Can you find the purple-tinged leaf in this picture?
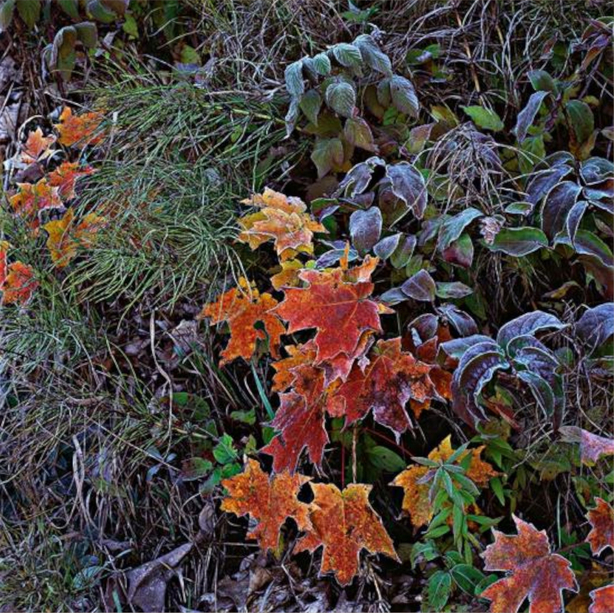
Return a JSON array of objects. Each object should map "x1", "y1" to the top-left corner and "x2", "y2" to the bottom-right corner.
[
  {"x1": 542, "y1": 181, "x2": 582, "y2": 239},
  {"x1": 489, "y1": 227, "x2": 548, "y2": 256},
  {"x1": 437, "y1": 304, "x2": 478, "y2": 336},
  {"x1": 408, "y1": 313, "x2": 439, "y2": 342},
  {"x1": 316, "y1": 246, "x2": 358, "y2": 268},
  {"x1": 438, "y1": 208, "x2": 483, "y2": 251},
  {"x1": 570, "y1": 230, "x2": 614, "y2": 268},
  {"x1": 515, "y1": 91, "x2": 549, "y2": 143},
  {"x1": 580, "y1": 157, "x2": 614, "y2": 185},
  {"x1": 401, "y1": 269, "x2": 436, "y2": 302},
  {"x1": 526, "y1": 166, "x2": 573, "y2": 205},
  {"x1": 566, "y1": 200, "x2": 589, "y2": 245},
  {"x1": 576, "y1": 303, "x2": 614, "y2": 350},
  {"x1": 438, "y1": 335, "x2": 495, "y2": 361},
  {"x1": 451, "y1": 341, "x2": 509, "y2": 425},
  {"x1": 386, "y1": 162, "x2": 427, "y2": 220},
  {"x1": 435, "y1": 281, "x2": 473, "y2": 299},
  {"x1": 349, "y1": 207, "x2": 382, "y2": 255},
  {"x1": 379, "y1": 287, "x2": 408, "y2": 305},
  {"x1": 337, "y1": 156, "x2": 385, "y2": 198},
  {"x1": 559, "y1": 426, "x2": 614, "y2": 464},
  {"x1": 584, "y1": 181, "x2": 614, "y2": 209},
  {"x1": 442, "y1": 233, "x2": 474, "y2": 267},
  {"x1": 496, "y1": 311, "x2": 565, "y2": 350},
  {"x1": 374, "y1": 233, "x2": 401, "y2": 260},
  {"x1": 517, "y1": 371, "x2": 555, "y2": 416}
]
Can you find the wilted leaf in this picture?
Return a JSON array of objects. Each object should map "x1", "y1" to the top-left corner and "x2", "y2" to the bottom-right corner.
[
  {"x1": 54, "y1": 106, "x2": 104, "y2": 148},
  {"x1": 0, "y1": 260, "x2": 38, "y2": 305},
  {"x1": 481, "y1": 515, "x2": 578, "y2": 613},
  {"x1": 262, "y1": 343, "x2": 331, "y2": 472},
  {"x1": 586, "y1": 498, "x2": 614, "y2": 556},
  {"x1": 542, "y1": 181, "x2": 582, "y2": 240},
  {"x1": 435, "y1": 281, "x2": 473, "y2": 299},
  {"x1": 284, "y1": 60, "x2": 304, "y2": 97},
  {"x1": 337, "y1": 156, "x2": 385, "y2": 198},
  {"x1": 576, "y1": 303, "x2": 614, "y2": 350},
  {"x1": 238, "y1": 188, "x2": 326, "y2": 260},
  {"x1": 299, "y1": 89, "x2": 322, "y2": 125},
  {"x1": 451, "y1": 339, "x2": 509, "y2": 425},
  {"x1": 392, "y1": 436, "x2": 498, "y2": 528},
  {"x1": 199, "y1": 279, "x2": 285, "y2": 365},
  {"x1": 221, "y1": 459, "x2": 311, "y2": 550},
  {"x1": 295, "y1": 482, "x2": 398, "y2": 585},
  {"x1": 354, "y1": 34, "x2": 392, "y2": 75}
]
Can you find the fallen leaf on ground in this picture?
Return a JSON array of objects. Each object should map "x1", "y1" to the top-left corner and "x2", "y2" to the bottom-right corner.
[{"x1": 586, "y1": 498, "x2": 614, "y2": 556}]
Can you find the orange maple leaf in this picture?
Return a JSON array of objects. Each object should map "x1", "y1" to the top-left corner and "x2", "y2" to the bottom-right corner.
[
  {"x1": 21, "y1": 128, "x2": 57, "y2": 164},
  {"x1": 295, "y1": 482, "x2": 399, "y2": 586},
  {"x1": 0, "y1": 259, "x2": 38, "y2": 306},
  {"x1": 587, "y1": 498, "x2": 614, "y2": 556},
  {"x1": 238, "y1": 188, "x2": 326, "y2": 261},
  {"x1": 589, "y1": 585, "x2": 614, "y2": 613},
  {"x1": 328, "y1": 337, "x2": 442, "y2": 435},
  {"x1": 199, "y1": 279, "x2": 286, "y2": 365},
  {"x1": 54, "y1": 107, "x2": 105, "y2": 149},
  {"x1": 481, "y1": 515, "x2": 578, "y2": 613},
  {"x1": 274, "y1": 260, "x2": 384, "y2": 367},
  {"x1": 220, "y1": 459, "x2": 311, "y2": 551},
  {"x1": 47, "y1": 161, "x2": 95, "y2": 199},
  {"x1": 9, "y1": 180, "x2": 63, "y2": 229},
  {"x1": 391, "y1": 436, "x2": 498, "y2": 528},
  {"x1": 44, "y1": 209, "x2": 106, "y2": 268}
]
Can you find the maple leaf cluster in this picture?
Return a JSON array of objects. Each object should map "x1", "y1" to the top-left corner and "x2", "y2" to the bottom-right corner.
[
  {"x1": 221, "y1": 459, "x2": 398, "y2": 586},
  {"x1": 201, "y1": 189, "x2": 454, "y2": 474},
  {"x1": 4, "y1": 108, "x2": 107, "y2": 294}
]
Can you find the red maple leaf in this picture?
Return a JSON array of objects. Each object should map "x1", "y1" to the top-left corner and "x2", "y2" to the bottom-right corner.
[
  {"x1": 295, "y1": 482, "x2": 398, "y2": 586},
  {"x1": 220, "y1": 459, "x2": 311, "y2": 551},
  {"x1": 481, "y1": 515, "x2": 578, "y2": 613},
  {"x1": 263, "y1": 343, "x2": 330, "y2": 472},
  {"x1": 587, "y1": 498, "x2": 614, "y2": 556},
  {"x1": 328, "y1": 337, "x2": 442, "y2": 435},
  {"x1": 274, "y1": 260, "x2": 385, "y2": 368}
]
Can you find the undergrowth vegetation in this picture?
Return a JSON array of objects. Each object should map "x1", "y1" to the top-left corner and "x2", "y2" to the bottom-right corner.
[{"x1": 0, "y1": 1, "x2": 612, "y2": 612}]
